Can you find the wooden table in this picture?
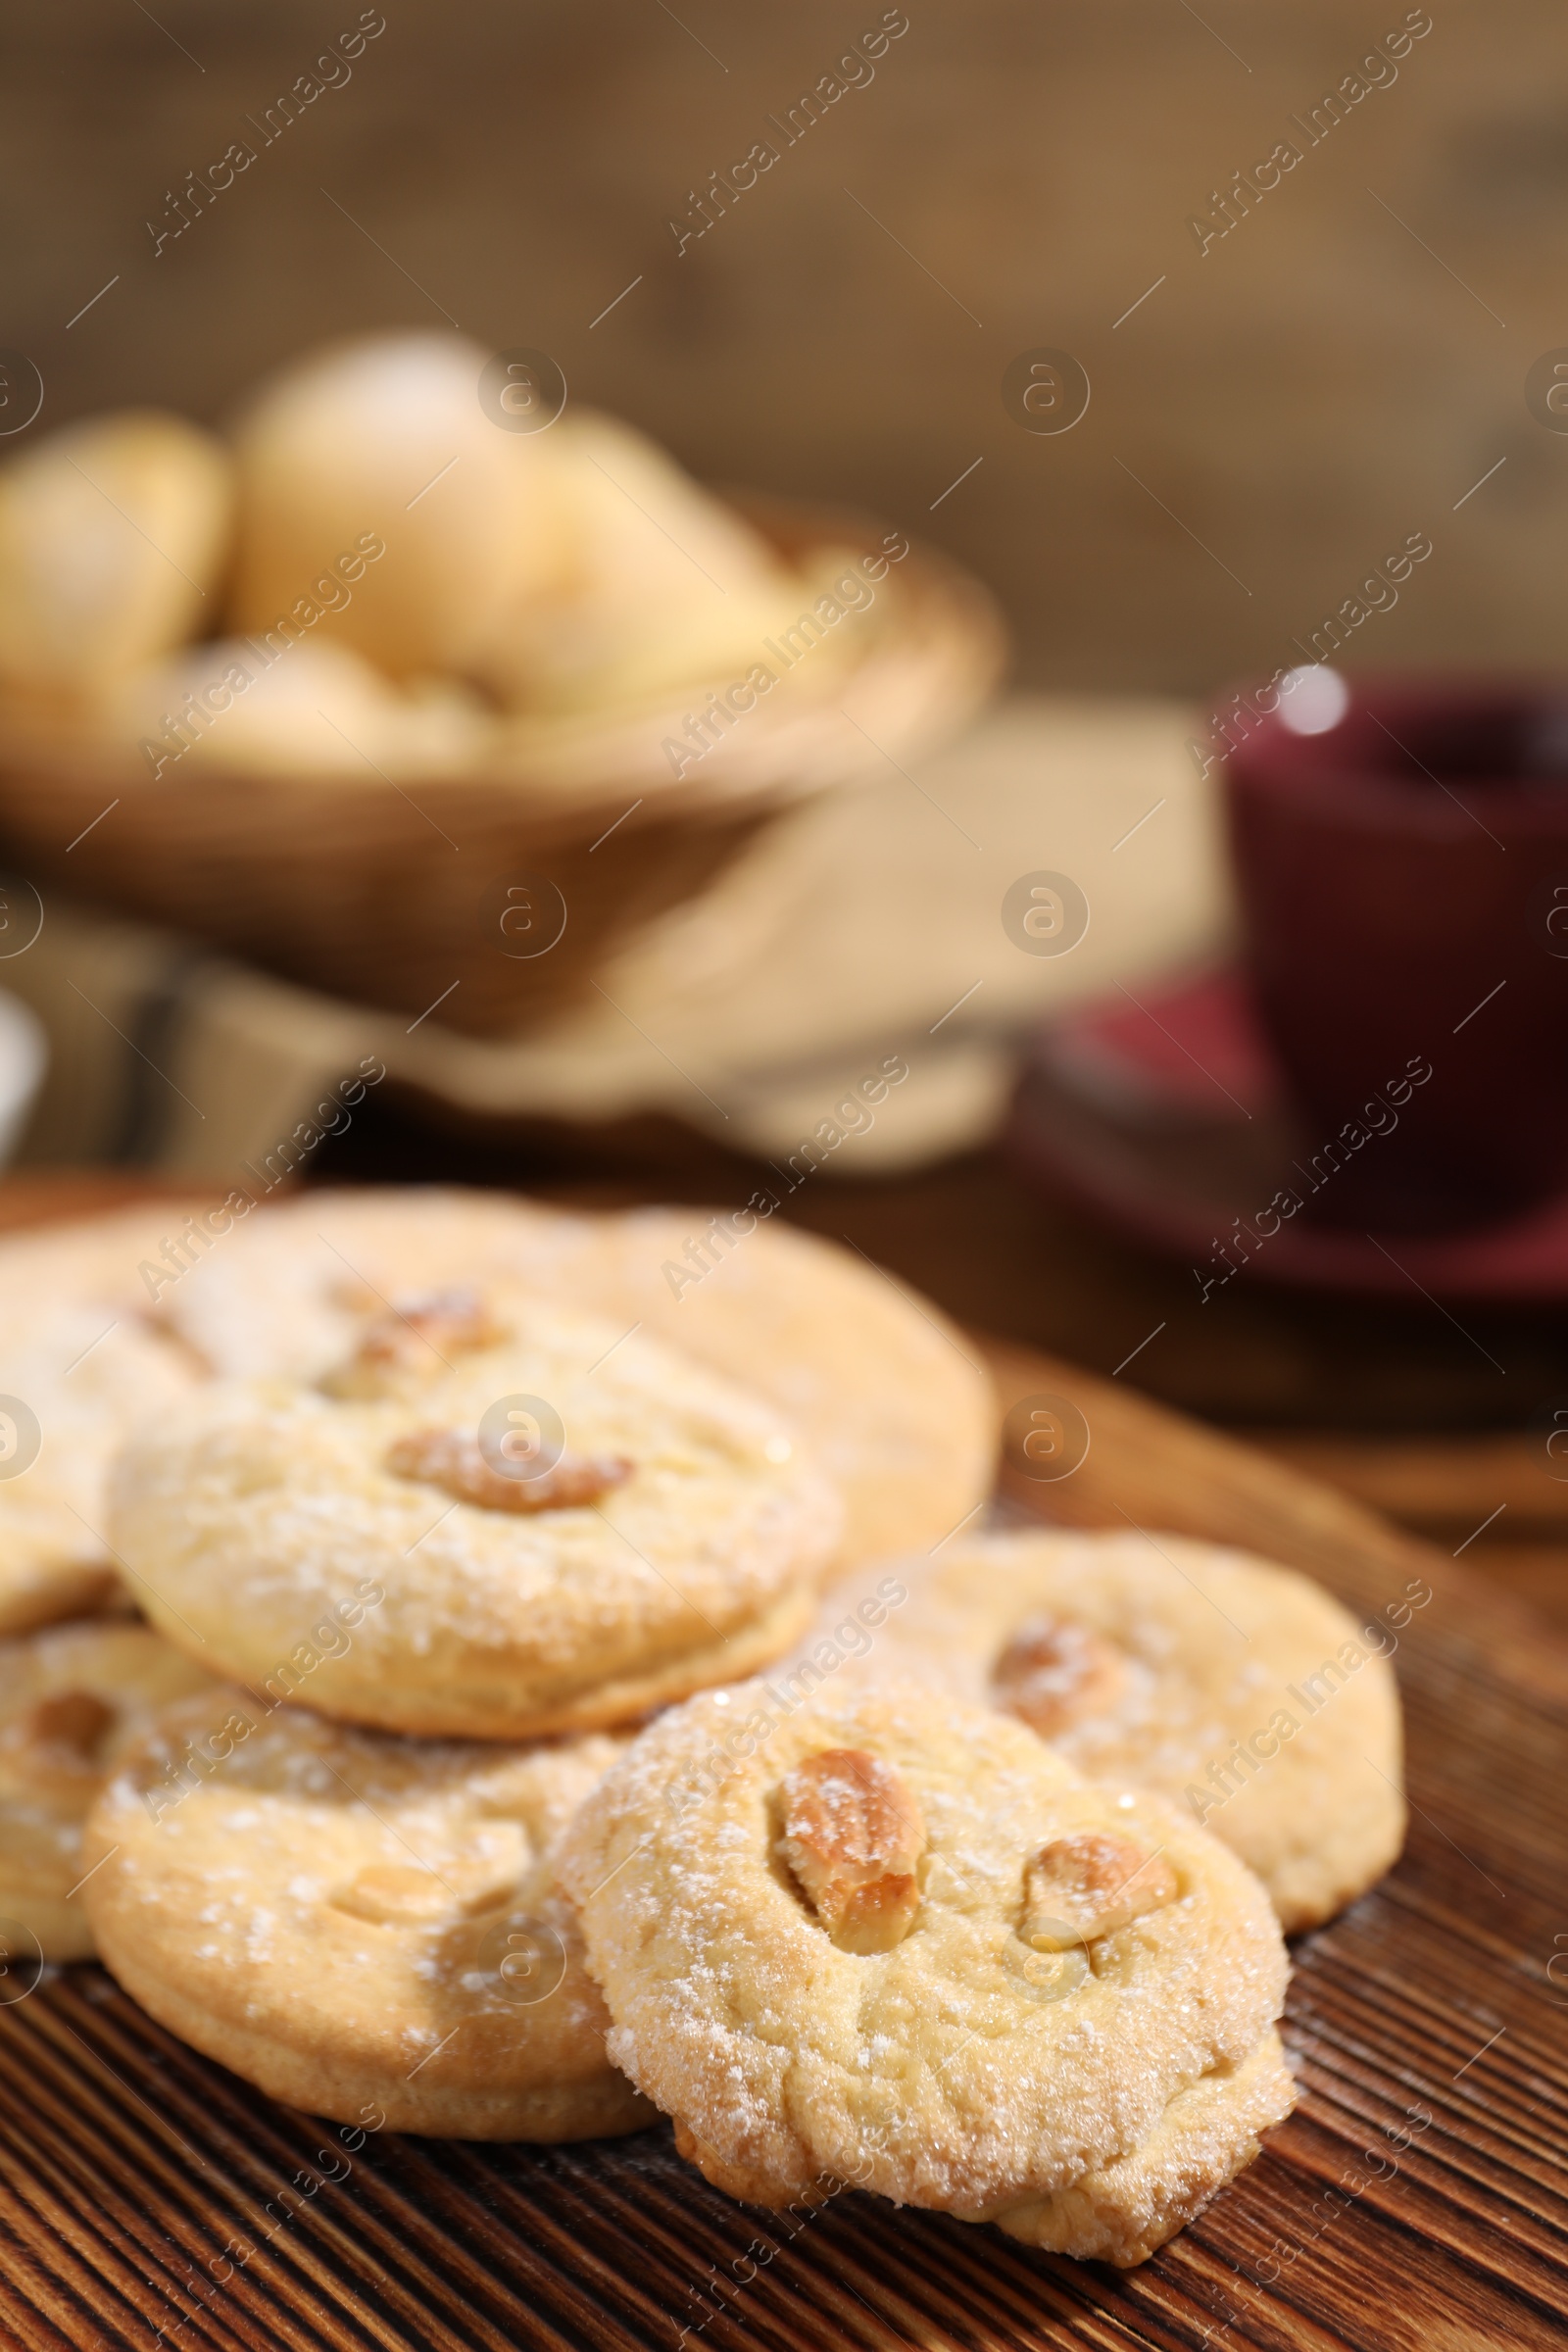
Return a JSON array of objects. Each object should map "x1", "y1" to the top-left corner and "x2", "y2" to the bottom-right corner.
[{"x1": 2, "y1": 1178, "x2": 1567, "y2": 2348}]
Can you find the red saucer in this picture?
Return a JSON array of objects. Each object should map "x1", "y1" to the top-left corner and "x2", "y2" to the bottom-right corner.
[{"x1": 1007, "y1": 966, "x2": 1568, "y2": 1301}]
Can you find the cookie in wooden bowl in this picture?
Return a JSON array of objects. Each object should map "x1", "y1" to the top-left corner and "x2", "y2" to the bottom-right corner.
[{"x1": 0, "y1": 412, "x2": 230, "y2": 709}]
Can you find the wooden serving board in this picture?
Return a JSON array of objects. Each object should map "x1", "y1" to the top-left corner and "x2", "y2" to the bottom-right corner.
[{"x1": 2, "y1": 1215, "x2": 1567, "y2": 2350}]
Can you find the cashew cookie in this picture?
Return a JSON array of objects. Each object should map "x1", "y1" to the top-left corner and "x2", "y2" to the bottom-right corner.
[
  {"x1": 560, "y1": 1683, "x2": 1295, "y2": 2263},
  {"x1": 110, "y1": 1294, "x2": 842, "y2": 1739},
  {"x1": 818, "y1": 1530, "x2": 1407, "y2": 1931},
  {"x1": 82, "y1": 1687, "x2": 653, "y2": 2139},
  {"x1": 162, "y1": 1187, "x2": 996, "y2": 1569}
]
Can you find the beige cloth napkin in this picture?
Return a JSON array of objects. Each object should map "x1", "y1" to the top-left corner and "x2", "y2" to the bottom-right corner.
[{"x1": 6, "y1": 695, "x2": 1230, "y2": 1179}]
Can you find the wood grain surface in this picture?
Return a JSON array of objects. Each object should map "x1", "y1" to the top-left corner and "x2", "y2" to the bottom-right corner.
[{"x1": 1, "y1": 1203, "x2": 1566, "y2": 2350}]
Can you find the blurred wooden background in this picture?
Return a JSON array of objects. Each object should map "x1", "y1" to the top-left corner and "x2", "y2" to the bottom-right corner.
[
  {"x1": 6, "y1": 0, "x2": 1567, "y2": 697},
  {"x1": 8, "y1": 2, "x2": 1568, "y2": 1618}
]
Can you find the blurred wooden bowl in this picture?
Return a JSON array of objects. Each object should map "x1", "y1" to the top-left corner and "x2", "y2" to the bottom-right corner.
[{"x1": 0, "y1": 499, "x2": 1005, "y2": 1039}]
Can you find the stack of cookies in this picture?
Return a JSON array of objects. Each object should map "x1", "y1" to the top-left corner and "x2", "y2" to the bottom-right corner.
[{"x1": 0, "y1": 1188, "x2": 1405, "y2": 2265}]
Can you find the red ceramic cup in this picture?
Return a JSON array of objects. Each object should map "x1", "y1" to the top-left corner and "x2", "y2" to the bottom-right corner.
[{"x1": 1221, "y1": 669, "x2": 1568, "y2": 1231}]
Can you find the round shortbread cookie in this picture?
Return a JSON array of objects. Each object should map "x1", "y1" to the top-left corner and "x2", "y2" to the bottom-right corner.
[
  {"x1": 559, "y1": 1683, "x2": 1295, "y2": 2264},
  {"x1": 163, "y1": 1188, "x2": 997, "y2": 1567},
  {"x1": 0, "y1": 1619, "x2": 212, "y2": 1958},
  {"x1": 0, "y1": 1209, "x2": 206, "y2": 1636},
  {"x1": 110, "y1": 1292, "x2": 843, "y2": 1739},
  {"x1": 815, "y1": 1531, "x2": 1406, "y2": 1932},
  {"x1": 82, "y1": 1688, "x2": 654, "y2": 2139}
]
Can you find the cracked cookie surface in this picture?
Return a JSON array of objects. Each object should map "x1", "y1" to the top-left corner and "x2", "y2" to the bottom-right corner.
[{"x1": 559, "y1": 1683, "x2": 1294, "y2": 2262}]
